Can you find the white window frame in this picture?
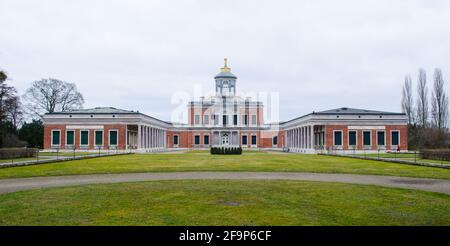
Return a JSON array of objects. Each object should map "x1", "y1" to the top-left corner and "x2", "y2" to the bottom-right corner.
[
  {"x1": 194, "y1": 134, "x2": 201, "y2": 146},
  {"x1": 242, "y1": 115, "x2": 248, "y2": 126},
  {"x1": 79, "y1": 130, "x2": 90, "y2": 147},
  {"x1": 391, "y1": 130, "x2": 400, "y2": 146},
  {"x1": 233, "y1": 114, "x2": 238, "y2": 126},
  {"x1": 251, "y1": 133, "x2": 257, "y2": 146},
  {"x1": 272, "y1": 136, "x2": 278, "y2": 147},
  {"x1": 173, "y1": 135, "x2": 179, "y2": 147},
  {"x1": 65, "y1": 130, "x2": 75, "y2": 146},
  {"x1": 222, "y1": 115, "x2": 228, "y2": 126},
  {"x1": 108, "y1": 129, "x2": 119, "y2": 146},
  {"x1": 203, "y1": 115, "x2": 209, "y2": 125},
  {"x1": 362, "y1": 130, "x2": 372, "y2": 146},
  {"x1": 241, "y1": 134, "x2": 248, "y2": 146},
  {"x1": 213, "y1": 114, "x2": 219, "y2": 125},
  {"x1": 348, "y1": 130, "x2": 357, "y2": 146},
  {"x1": 194, "y1": 115, "x2": 200, "y2": 125},
  {"x1": 376, "y1": 130, "x2": 386, "y2": 146},
  {"x1": 203, "y1": 134, "x2": 210, "y2": 146},
  {"x1": 94, "y1": 130, "x2": 104, "y2": 146},
  {"x1": 51, "y1": 130, "x2": 61, "y2": 147},
  {"x1": 251, "y1": 115, "x2": 257, "y2": 126},
  {"x1": 333, "y1": 130, "x2": 343, "y2": 146}
]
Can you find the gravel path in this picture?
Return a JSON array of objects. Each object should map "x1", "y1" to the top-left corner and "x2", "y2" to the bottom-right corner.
[{"x1": 0, "y1": 172, "x2": 449, "y2": 195}]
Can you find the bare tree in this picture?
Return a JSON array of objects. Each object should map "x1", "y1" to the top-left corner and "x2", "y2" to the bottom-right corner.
[
  {"x1": 431, "y1": 69, "x2": 449, "y2": 129},
  {"x1": 416, "y1": 69, "x2": 429, "y2": 127},
  {"x1": 401, "y1": 75, "x2": 415, "y2": 125},
  {"x1": 23, "y1": 78, "x2": 84, "y2": 118}
]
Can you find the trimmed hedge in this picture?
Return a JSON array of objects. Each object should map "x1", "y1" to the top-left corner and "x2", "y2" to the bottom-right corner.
[
  {"x1": 0, "y1": 148, "x2": 37, "y2": 159},
  {"x1": 210, "y1": 146, "x2": 243, "y2": 155},
  {"x1": 420, "y1": 149, "x2": 450, "y2": 161}
]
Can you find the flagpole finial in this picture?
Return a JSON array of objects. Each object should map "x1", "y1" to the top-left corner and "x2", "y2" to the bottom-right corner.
[{"x1": 221, "y1": 58, "x2": 231, "y2": 72}]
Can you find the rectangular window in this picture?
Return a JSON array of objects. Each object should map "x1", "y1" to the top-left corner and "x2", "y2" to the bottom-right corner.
[
  {"x1": 251, "y1": 115, "x2": 257, "y2": 125},
  {"x1": 363, "y1": 131, "x2": 371, "y2": 146},
  {"x1": 80, "y1": 130, "x2": 89, "y2": 146},
  {"x1": 348, "y1": 131, "x2": 357, "y2": 146},
  {"x1": 233, "y1": 114, "x2": 238, "y2": 126},
  {"x1": 203, "y1": 115, "x2": 209, "y2": 125},
  {"x1": 242, "y1": 115, "x2": 248, "y2": 126},
  {"x1": 109, "y1": 130, "x2": 118, "y2": 146},
  {"x1": 173, "y1": 135, "x2": 179, "y2": 145},
  {"x1": 377, "y1": 131, "x2": 385, "y2": 146},
  {"x1": 251, "y1": 135, "x2": 257, "y2": 145},
  {"x1": 52, "y1": 130, "x2": 60, "y2": 146},
  {"x1": 334, "y1": 131, "x2": 342, "y2": 146},
  {"x1": 391, "y1": 131, "x2": 400, "y2": 146},
  {"x1": 242, "y1": 135, "x2": 248, "y2": 145},
  {"x1": 95, "y1": 131, "x2": 103, "y2": 146},
  {"x1": 204, "y1": 135, "x2": 210, "y2": 145},
  {"x1": 66, "y1": 130, "x2": 74, "y2": 145},
  {"x1": 223, "y1": 115, "x2": 228, "y2": 126},
  {"x1": 213, "y1": 115, "x2": 219, "y2": 125},
  {"x1": 273, "y1": 136, "x2": 278, "y2": 145},
  {"x1": 194, "y1": 115, "x2": 200, "y2": 125},
  {"x1": 194, "y1": 135, "x2": 200, "y2": 145}
]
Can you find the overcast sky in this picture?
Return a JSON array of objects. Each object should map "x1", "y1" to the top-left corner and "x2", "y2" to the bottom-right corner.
[{"x1": 1, "y1": 0, "x2": 450, "y2": 122}]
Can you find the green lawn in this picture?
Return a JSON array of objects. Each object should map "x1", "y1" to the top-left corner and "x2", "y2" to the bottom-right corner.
[
  {"x1": 0, "y1": 151, "x2": 449, "y2": 180},
  {"x1": 0, "y1": 180, "x2": 448, "y2": 226}
]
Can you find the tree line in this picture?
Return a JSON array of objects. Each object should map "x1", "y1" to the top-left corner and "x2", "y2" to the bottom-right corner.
[
  {"x1": 0, "y1": 70, "x2": 84, "y2": 148},
  {"x1": 401, "y1": 68, "x2": 449, "y2": 149}
]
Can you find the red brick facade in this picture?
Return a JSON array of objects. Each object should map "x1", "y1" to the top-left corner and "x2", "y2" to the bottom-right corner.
[
  {"x1": 44, "y1": 124, "x2": 126, "y2": 150},
  {"x1": 324, "y1": 125, "x2": 408, "y2": 151}
]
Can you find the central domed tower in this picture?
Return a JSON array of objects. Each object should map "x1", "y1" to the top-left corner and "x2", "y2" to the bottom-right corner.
[{"x1": 215, "y1": 58, "x2": 237, "y2": 97}]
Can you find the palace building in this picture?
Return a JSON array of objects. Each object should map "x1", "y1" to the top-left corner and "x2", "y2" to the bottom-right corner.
[{"x1": 43, "y1": 59, "x2": 408, "y2": 153}]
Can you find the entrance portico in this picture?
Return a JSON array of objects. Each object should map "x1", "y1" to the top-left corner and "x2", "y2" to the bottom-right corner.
[{"x1": 212, "y1": 130, "x2": 240, "y2": 147}]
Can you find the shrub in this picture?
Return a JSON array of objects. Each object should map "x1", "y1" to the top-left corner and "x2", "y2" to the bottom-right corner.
[
  {"x1": 420, "y1": 149, "x2": 450, "y2": 161},
  {"x1": 210, "y1": 146, "x2": 243, "y2": 155},
  {"x1": 0, "y1": 148, "x2": 37, "y2": 159}
]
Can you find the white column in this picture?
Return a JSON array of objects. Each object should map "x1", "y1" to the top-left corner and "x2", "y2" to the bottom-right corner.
[
  {"x1": 310, "y1": 125, "x2": 314, "y2": 149},
  {"x1": 295, "y1": 129, "x2": 298, "y2": 148},
  {"x1": 150, "y1": 128, "x2": 154, "y2": 148},
  {"x1": 158, "y1": 129, "x2": 160, "y2": 147},
  {"x1": 144, "y1": 126, "x2": 147, "y2": 149},
  {"x1": 137, "y1": 125, "x2": 142, "y2": 149},
  {"x1": 153, "y1": 128, "x2": 156, "y2": 148},
  {"x1": 305, "y1": 127, "x2": 308, "y2": 149},
  {"x1": 288, "y1": 130, "x2": 291, "y2": 147},
  {"x1": 302, "y1": 127, "x2": 305, "y2": 149},
  {"x1": 164, "y1": 130, "x2": 167, "y2": 148},
  {"x1": 148, "y1": 127, "x2": 151, "y2": 149},
  {"x1": 293, "y1": 129, "x2": 296, "y2": 148},
  {"x1": 299, "y1": 127, "x2": 302, "y2": 149}
]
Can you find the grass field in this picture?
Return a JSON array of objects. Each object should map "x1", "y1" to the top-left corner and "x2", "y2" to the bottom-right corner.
[
  {"x1": 0, "y1": 151, "x2": 450, "y2": 180},
  {"x1": 0, "y1": 180, "x2": 448, "y2": 226}
]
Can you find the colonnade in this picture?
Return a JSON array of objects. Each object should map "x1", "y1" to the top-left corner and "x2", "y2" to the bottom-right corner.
[
  {"x1": 137, "y1": 125, "x2": 166, "y2": 150},
  {"x1": 286, "y1": 125, "x2": 315, "y2": 151}
]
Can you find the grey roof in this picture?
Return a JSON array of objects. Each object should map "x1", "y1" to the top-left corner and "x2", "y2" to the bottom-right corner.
[
  {"x1": 49, "y1": 107, "x2": 138, "y2": 114},
  {"x1": 214, "y1": 71, "x2": 237, "y2": 79},
  {"x1": 313, "y1": 107, "x2": 405, "y2": 115},
  {"x1": 280, "y1": 107, "x2": 406, "y2": 125}
]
